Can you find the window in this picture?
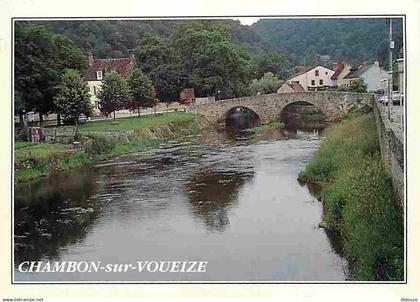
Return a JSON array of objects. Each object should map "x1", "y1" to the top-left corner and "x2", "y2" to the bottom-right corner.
[
  {"x1": 320, "y1": 79, "x2": 324, "y2": 85},
  {"x1": 96, "y1": 70, "x2": 103, "y2": 80},
  {"x1": 311, "y1": 80, "x2": 315, "y2": 86},
  {"x1": 93, "y1": 86, "x2": 97, "y2": 95},
  {"x1": 325, "y1": 72, "x2": 328, "y2": 75},
  {"x1": 296, "y1": 81, "x2": 299, "y2": 84},
  {"x1": 315, "y1": 70, "x2": 319, "y2": 76}
]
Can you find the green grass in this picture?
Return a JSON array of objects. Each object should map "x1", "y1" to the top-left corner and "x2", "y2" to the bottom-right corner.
[
  {"x1": 78, "y1": 112, "x2": 196, "y2": 134},
  {"x1": 14, "y1": 114, "x2": 205, "y2": 183},
  {"x1": 299, "y1": 113, "x2": 404, "y2": 281},
  {"x1": 14, "y1": 143, "x2": 69, "y2": 162}
]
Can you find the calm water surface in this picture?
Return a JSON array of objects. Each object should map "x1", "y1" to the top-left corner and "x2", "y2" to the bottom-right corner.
[{"x1": 14, "y1": 127, "x2": 348, "y2": 281}]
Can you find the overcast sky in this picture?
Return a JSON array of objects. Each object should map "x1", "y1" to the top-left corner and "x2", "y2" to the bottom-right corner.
[{"x1": 234, "y1": 17, "x2": 261, "y2": 26}]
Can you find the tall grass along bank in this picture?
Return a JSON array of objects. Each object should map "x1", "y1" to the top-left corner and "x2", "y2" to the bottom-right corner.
[
  {"x1": 299, "y1": 113, "x2": 403, "y2": 281},
  {"x1": 15, "y1": 113, "x2": 207, "y2": 183}
]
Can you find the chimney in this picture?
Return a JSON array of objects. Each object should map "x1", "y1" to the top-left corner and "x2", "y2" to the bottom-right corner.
[{"x1": 87, "y1": 51, "x2": 94, "y2": 67}]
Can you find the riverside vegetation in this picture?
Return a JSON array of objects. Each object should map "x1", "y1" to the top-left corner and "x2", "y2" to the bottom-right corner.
[
  {"x1": 14, "y1": 112, "x2": 206, "y2": 183},
  {"x1": 298, "y1": 113, "x2": 404, "y2": 280}
]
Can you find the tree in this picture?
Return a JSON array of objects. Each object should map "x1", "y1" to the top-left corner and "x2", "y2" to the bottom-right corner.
[
  {"x1": 53, "y1": 69, "x2": 92, "y2": 125},
  {"x1": 171, "y1": 26, "x2": 253, "y2": 99},
  {"x1": 127, "y1": 68, "x2": 156, "y2": 116},
  {"x1": 249, "y1": 72, "x2": 283, "y2": 95},
  {"x1": 135, "y1": 34, "x2": 186, "y2": 103},
  {"x1": 97, "y1": 70, "x2": 131, "y2": 120},
  {"x1": 252, "y1": 51, "x2": 293, "y2": 80},
  {"x1": 348, "y1": 78, "x2": 368, "y2": 93},
  {"x1": 14, "y1": 23, "x2": 88, "y2": 124}
]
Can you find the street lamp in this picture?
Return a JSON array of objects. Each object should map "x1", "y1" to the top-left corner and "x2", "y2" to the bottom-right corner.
[{"x1": 217, "y1": 90, "x2": 221, "y2": 101}]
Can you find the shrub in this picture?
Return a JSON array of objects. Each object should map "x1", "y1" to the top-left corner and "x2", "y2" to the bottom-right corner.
[{"x1": 84, "y1": 134, "x2": 116, "y2": 156}]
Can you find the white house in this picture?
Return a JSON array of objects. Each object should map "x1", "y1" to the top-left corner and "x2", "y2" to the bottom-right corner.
[
  {"x1": 286, "y1": 65, "x2": 335, "y2": 91},
  {"x1": 86, "y1": 51, "x2": 135, "y2": 114}
]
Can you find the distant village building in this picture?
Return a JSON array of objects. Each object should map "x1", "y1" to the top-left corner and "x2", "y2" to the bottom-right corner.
[
  {"x1": 86, "y1": 51, "x2": 135, "y2": 113},
  {"x1": 277, "y1": 81, "x2": 305, "y2": 93},
  {"x1": 330, "y1": 61, "x2": 352, "y2": 87},
  {"x1": 342, "y1": 61, "x2": 387, "y2": 92},
  {"x1": 284, "y1": 65, "x2": 335, "y2": 91}
]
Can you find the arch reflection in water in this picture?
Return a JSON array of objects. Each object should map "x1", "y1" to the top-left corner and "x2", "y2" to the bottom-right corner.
[
  {"x1": 185, "y1": 168, "x2": 254, "y2": 232},
  {"x1": 14, "y1": 168, "x2": 100, "y2": 264},
  {"x1": 280, "y1": 101, "x2": 326, "y2": 130},
  {"x1": 225, "y1": 106, "x2": 261, "y2": 130}
]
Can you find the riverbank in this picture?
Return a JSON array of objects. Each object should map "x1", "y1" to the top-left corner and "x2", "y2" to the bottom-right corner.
[
  {"x1": 298, "y1": 113, "x2": 404, "y2": 280},
  {"x1": 14, "y1": 112, "x2": 208, "y2": 183}
]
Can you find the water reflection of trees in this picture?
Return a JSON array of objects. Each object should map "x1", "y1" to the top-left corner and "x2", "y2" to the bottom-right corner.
[
  {"x1": 185, "y1": 169, "x2": 253, "y2": 232},
  {"x1": 14, "y1": 168, "x2": 100, "y2": 264}
]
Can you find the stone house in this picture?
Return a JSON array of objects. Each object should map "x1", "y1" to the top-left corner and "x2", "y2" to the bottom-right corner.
[
  {"x1": 86, "y1": 51, "x2": 135, "y2": 114},
  {"x1": 285, "y1": 65, "x2": 335, "y2": 91}
]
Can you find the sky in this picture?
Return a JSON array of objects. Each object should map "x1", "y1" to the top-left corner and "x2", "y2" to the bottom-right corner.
[{"x1": 234, "y1": 17, "x2": 261, "y2": 26}]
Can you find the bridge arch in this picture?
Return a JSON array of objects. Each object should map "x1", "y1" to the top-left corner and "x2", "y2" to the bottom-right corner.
[
  {"x1": 221, "y1": 106, "x2": 262, "y2": 129},
  {"x1": 278, "y1": 100, "x2": 327, "y2": 129},
  {"x1": 278, "y1": 99, "x2": 325, "y2": 119}
]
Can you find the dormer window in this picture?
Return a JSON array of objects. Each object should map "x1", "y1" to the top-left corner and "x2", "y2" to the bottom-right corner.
[{"x1": 96, "y1": 70, "x2": 103, "y2": 80}]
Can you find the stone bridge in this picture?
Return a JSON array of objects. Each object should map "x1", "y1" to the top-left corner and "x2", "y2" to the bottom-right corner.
[{"x1": 190, "y1": 91, "x2": 374, "y2": 124}]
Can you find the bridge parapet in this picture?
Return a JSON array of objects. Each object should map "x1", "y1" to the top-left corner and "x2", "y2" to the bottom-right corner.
[{"x1": 190, "y1": 91, "x2": 374, "y2": 124}]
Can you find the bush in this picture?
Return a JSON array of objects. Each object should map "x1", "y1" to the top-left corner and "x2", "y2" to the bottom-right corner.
[{"x1": 84, "y1": 134, "x2": 117, "y2": 156}]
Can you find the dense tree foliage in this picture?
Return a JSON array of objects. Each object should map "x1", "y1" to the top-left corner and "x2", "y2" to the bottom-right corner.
[
  {"x1": 127, "y1": 68, "x2": 156, "y2": 115},
  {"x1": 97, "y1": 70, "x2": 131, "y2": 120},
  {"x1": 348, "y1": 78, "x2": 368, "y2": 93},
  {"x1": 170, "y1": 25, "x2": 253, "y2": 99},
  {"x1": 14, "y1": 23, "x2": 87, "y2": 121},
  {"x1": 249, "y1": 72, "x2": 283, "y2": 95},
  {"x1": 53, "y1": 69, "x2": 92, "y2": 125},
  {"x1": 252, "y1": 18, "x2": 403, "y2": 68}
]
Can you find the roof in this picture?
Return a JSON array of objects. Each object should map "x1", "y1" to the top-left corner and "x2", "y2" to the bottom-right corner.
[
  {"x1": 343, "y1": 64, "x2": 368, "y2": 79},
  {"x1": 290, "y1": 65, "x2": 334, "y2": 79},
  {"x1": 287, "y1": 81, "x2": 305, "y2": 92},
  {"x1": 86, "y1": 55, "x2": 134, "y2": 81},
  {"x1": 291, "y1": 66, "x2": 317, "y2": 78},
  {"x1": 331, "y1": 61, "x2": 352, "y2": 80}
]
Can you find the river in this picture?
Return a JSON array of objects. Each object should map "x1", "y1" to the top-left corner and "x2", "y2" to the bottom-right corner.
[{"x1": 14, "y1": 126, "x2": 348, "y2": 282}]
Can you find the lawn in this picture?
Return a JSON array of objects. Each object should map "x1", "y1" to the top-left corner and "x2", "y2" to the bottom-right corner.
[
  {"x1": 14, "y1": 142, "x2": 70, "y2": 162},
  {"x1": 78, "y1": 112, "x2": 196, "y2": 134}
]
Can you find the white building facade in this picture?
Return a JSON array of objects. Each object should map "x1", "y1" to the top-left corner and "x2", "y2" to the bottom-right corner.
[{"x1": 288, "y1": 65, "x2": 335, "y2": 91}]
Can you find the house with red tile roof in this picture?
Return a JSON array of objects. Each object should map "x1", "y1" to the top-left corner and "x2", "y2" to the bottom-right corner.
[
  {"x1": 86, "y1": 51, "x2": 135, "y2": 113},
  {"x1": 330, "y1": 61, "x2": 352, "y2": 88}
]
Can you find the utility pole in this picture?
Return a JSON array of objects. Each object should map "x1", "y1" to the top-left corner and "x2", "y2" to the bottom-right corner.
[{"x1": 388, "y1": 18, "x2": 394, "y2": 121}]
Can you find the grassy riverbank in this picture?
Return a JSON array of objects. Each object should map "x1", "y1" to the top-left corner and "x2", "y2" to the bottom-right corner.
[
  {"x1": 15, "y1": 112, "x2": 204, "y2": 183},
  {"x1": 299, "y1": 113, "x2": 404, "y2": 280}
]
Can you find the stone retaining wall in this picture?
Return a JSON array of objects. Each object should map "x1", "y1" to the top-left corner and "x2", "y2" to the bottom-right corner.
[{"x1": 373, "y1": 99, "x2": 405, "y2": 210}]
